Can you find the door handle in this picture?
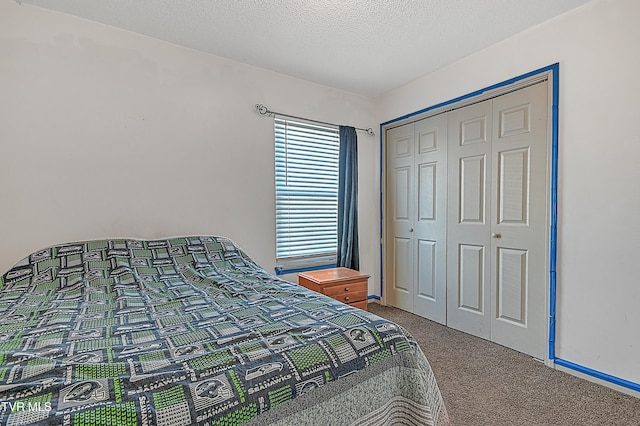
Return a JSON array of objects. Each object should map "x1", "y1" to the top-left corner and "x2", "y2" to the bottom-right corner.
[{"x1": 491, "y1": 233, "x2": 502, "y2": 238}]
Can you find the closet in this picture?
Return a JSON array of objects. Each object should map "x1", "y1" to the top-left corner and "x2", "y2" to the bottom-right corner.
[{"x1": 385, "y1": 82, "x2": 549, "y2": 359}]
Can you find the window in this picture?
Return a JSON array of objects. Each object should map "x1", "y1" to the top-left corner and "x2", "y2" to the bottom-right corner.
[{"x1": 275, "y1": 118, "x2": 339, "y2": 274}]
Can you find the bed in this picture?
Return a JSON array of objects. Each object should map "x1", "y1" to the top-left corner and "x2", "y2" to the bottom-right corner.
[{"x1": 0, "y1": 236, "x2": 449, "y2": 425}]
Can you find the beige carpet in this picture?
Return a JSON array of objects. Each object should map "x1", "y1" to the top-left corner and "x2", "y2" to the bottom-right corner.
[{"x1": 368, "y1": 303, "x2": 640, "y2": 426}]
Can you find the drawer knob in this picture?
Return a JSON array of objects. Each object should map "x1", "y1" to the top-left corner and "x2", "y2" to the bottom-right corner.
[
  {"x1": 345, "y1": 287, "x2": 350, "y2": 292},
  {"x1": 344, "y1": 296, "x2": 350, "y2": 301}
]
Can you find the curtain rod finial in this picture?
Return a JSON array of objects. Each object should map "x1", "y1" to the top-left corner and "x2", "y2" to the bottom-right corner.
[{"x1": 255, "y1": 104, "x2": 269, "y2": 116}]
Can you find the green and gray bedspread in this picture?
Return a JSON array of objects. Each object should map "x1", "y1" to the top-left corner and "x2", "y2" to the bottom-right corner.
[{"x1": 0, "y1": 236, "x2": 449, "y2": 425}]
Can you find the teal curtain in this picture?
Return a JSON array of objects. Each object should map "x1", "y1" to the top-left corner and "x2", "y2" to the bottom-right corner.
[{"x1": 337, "y1": 126, "x2": 359, "y2": 270}]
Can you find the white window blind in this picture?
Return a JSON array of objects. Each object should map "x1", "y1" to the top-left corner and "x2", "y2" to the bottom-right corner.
[{"x1": 275, "y1": 118, "x2": 339, "y2": 271}]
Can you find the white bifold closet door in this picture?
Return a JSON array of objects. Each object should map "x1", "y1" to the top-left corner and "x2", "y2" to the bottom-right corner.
[
  {"x1": 447, "y1": 82, "x2": 548, "y2": 359},
  {"x1": 386, "y1": 81, "x2": 549, "y2": 359},
  {"x1": 385, "y1": 114, "x2": 448, "y2": 325}
]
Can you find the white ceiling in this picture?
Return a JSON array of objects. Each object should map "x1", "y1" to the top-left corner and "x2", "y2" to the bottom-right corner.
[{"x1": 20, "y1": 0, "x2": 591, "y2": 98}]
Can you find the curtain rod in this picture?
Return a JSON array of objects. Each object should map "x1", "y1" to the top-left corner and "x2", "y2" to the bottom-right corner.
[{"x1": 255, "y1": 104, "x2": 375, "y2": 136}]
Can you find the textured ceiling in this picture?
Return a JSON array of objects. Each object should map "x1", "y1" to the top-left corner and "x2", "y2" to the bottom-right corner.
[{"x1": 19, "y1": 0, "x2": 592, "y2": 97}]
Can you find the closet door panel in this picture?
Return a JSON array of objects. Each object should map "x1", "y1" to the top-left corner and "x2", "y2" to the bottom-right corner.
[
  {"x1": 496, "y1": 247, "x2": 528, "y2": 325},
  {"x1": 459, "y1": 155, "x2": 486, "y2": 224},
  {"x1": 418, "y1": 163, "x2": 436, "y2": 221},
  {"x1": 447, "y1": 101, "x2": 492, "y2": 339},
  {"x1": 392, "y1": 237, "x2": 413, "y2": 294},
  {"x1": 458, "y1": 243, "x2": 485, "y2": 314},
  {"x1": 417, "y1": 239, "x2": 437, "y2": 300},
  {"x1": 385, "y1": 124, "x2": 415, "y2": 312},
  {"x1": 413, "y1": 114, "x2": 447, "y2": 324},
  {"x1": 490, "y1": 82, "x2": 548, "y2": 359}
]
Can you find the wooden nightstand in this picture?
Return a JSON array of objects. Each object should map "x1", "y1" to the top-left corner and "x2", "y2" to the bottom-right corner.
[{"x1": 298, "y1": 267, "x2": 369, "y2": 311}]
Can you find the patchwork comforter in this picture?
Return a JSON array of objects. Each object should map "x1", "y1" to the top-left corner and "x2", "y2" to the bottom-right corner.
[{"x1": 0, "y1": 236, "x2": 449, "y2": 425}]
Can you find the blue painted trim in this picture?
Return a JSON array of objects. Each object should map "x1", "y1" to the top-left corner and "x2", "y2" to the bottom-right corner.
[
  {"x1": 274, "y1": 263, "x2": 336, "y2": 276},
  {"x1": 555, "y1": 358, "x2": 640, "y2": 393},
  {"x1": 549, "y1": 63, "x2": 560, "y2": 360},
  {"x1": 379, "y1": 123, "x2": 385, "y2": 299},
  {"x1": 381, "y1": 64, "x2": 559, "y2": 127},
  {"x1": 368, "y1": 295, "x2": 381, "y2": 301}
]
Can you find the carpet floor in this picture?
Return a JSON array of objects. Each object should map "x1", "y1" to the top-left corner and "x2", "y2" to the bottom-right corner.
[{"x1": 368, "y1": 303, "x2": 640, "y2": 426}]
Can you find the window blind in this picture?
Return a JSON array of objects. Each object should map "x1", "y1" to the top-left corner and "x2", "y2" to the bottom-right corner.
[{"x1": 275, "y1": 118, "x2": 339, "y2": 271}]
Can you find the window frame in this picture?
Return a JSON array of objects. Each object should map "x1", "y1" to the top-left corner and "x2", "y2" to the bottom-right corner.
[{"x1": 274, "y1": 118, "x2": 339, "y2": 275}]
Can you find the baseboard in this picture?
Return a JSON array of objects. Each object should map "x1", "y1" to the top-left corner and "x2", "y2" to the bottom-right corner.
[{"x1": 554, "y1": 358, "x2": 640, "y2": 398}]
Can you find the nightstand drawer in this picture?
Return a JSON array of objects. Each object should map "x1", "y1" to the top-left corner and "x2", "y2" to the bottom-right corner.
[
  {"x1": 322, "y1": 281, "x2": 367, "y2": 297},
  {"x1": 331, "y1": 289, "x2": 367, "y2": 305}
]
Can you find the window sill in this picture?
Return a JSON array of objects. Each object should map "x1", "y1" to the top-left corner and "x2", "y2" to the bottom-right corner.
[{"x1": 274, "y1": 263, "x2": 337, "y2": 276}]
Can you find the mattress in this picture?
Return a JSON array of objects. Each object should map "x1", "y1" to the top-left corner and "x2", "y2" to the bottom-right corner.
[{"x1": 0, "y1": 236, "x2": 449, "y2": 425}]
